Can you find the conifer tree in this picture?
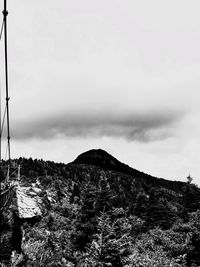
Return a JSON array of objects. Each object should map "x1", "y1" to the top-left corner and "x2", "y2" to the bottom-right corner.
[
  {"x1": 86, "y1": 210, "x2": 131, "y2": 267},
  {"x1": 146, "y1": 190, "x2": 176, "y2": 229},
  {"x1": 134, "y1": 192, "x2": 148, "y2": 219},
  {"x1": 73, "y1": 182, "x2": 97, "y2": 250},
  {"x1": 182, "y1": 175, "x2": 200, "y2": 221}
]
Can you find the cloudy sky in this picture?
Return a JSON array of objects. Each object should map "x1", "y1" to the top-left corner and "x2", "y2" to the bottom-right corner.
[{"x1": 0, "y1": 0, "x2": 200, "y2": 184}]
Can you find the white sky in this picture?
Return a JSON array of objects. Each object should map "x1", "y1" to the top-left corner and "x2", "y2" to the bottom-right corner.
[{"x1": 0, "y1": 0, "x2": 200, "y2": 184}]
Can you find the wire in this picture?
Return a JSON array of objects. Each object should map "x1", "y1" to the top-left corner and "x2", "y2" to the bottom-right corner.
[
  {"x1": 0, "y1": 20, "x2": 4, "y2": 41},
  {"x1": 1, "y1": 105, "x2": 6, "y2": 136},
  {"x1": 4, "y1": 142, "x2": 8, "y2": 161},
  {"x1": 0, "y1": 73, "x2": 1, "y2": 163}
]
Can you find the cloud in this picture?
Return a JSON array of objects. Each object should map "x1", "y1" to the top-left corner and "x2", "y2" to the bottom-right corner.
[{"x1": 11, "y1": 110, "x2": 184, "y2": 142}]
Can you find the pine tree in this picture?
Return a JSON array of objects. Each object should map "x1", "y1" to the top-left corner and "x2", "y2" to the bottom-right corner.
[
  {"x1": 86, "y1": 210, "x2": 131, "y2": 267},
  {"x1": 146, "y1": 190, "x2": 176, "y2": 229},
  {"x1": 182, "y1": 176, "x2": 200, "y2": 221},
  {"x1": 94, "y1": 178, "x2": 115, "y2": 213},
  {"x1": 73, "y1": 182, "x2": 97, "y2": 250},
  {"x1": 134, "y1": 192, "x2": 148, "y2": 219}
]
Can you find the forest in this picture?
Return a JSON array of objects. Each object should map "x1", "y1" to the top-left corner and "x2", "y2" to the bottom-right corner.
[{"x1": 2, "y1": 149, "x2": 200, "y2": 266}]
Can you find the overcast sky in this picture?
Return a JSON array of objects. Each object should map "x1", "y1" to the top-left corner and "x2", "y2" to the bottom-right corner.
[{"x1": 0, "y1": 0, "x2": 200, "y2": 184}]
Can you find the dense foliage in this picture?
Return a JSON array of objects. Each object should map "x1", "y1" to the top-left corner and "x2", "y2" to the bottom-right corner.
[{"x1": 8, "y1": 150, "x2": 200, "y2": 266}]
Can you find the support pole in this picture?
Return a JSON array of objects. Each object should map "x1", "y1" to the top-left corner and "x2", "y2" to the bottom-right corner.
[{"x1": 3, "y1": 0, "x2": 11, "y2": 165}]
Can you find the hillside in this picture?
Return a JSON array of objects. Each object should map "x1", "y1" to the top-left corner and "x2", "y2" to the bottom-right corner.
[
  {"x1": 5, "y1": 149, "x2": 200, "y2": 266},
  {"x1": 73, "y1": 149, "x2": 185, "y2": 192}
]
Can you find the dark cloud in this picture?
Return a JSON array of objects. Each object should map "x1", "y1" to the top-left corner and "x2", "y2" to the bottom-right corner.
[{"x1": 11, "y1": 110, "x2": 184, "y2": 142}]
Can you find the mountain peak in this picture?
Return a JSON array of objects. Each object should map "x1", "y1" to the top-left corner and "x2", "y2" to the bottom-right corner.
[{"x1": 74, "y1": 149, "x2": 124, "y2": 171}]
